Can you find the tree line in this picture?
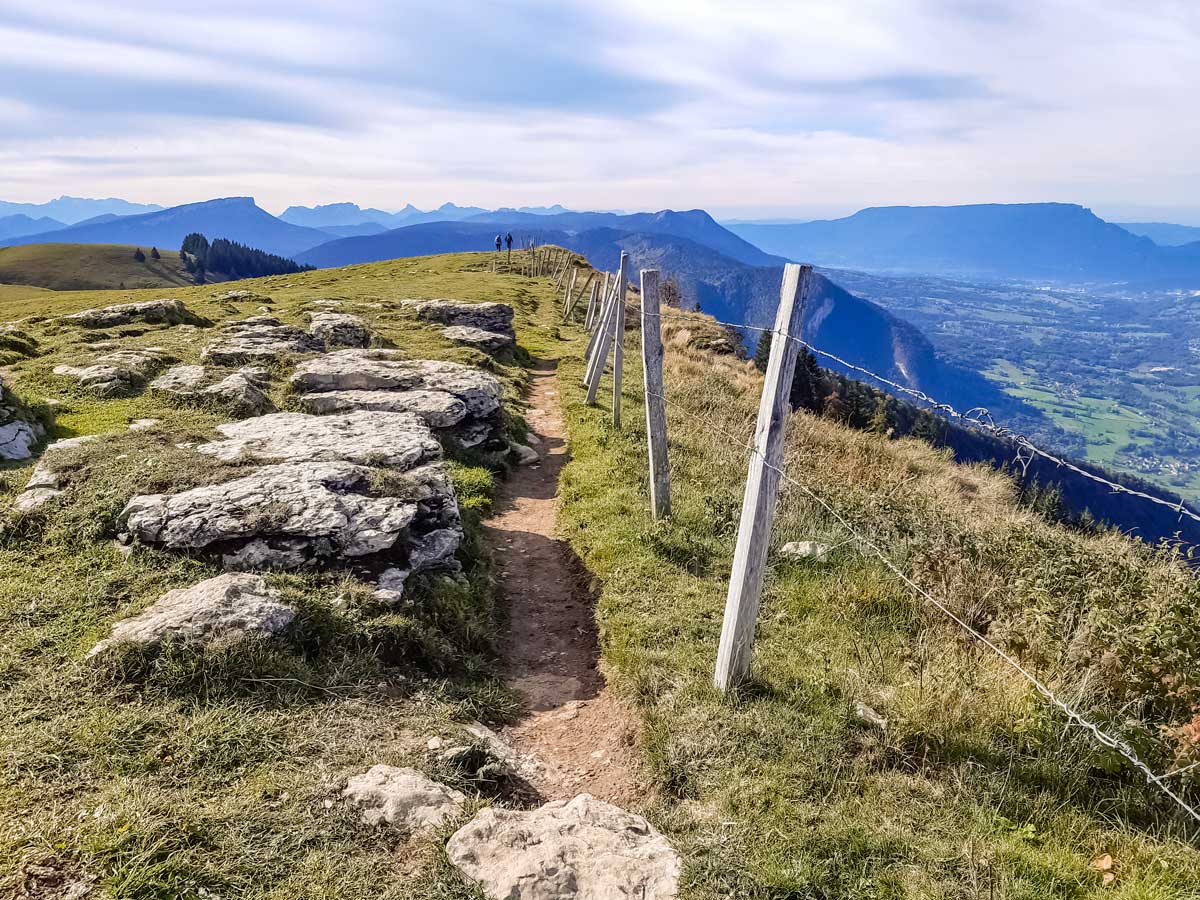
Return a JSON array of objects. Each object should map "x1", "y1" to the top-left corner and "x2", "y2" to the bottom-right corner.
[{"x1": 180, "y1": 233, "x2": 313, "y2": 283}]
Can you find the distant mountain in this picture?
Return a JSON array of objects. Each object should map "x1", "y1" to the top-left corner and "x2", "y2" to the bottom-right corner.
[
  {"x1": 283, "y1": 201, "x2": 578, "y2": 231},
  {"x1": 0, "y1": 196, "x2": 162, "y2": 225},
  {"x1": 0, "y1": 197, "x2": 328, "y2": 258},
  {"x1": 0, "y1": 214, "x2": 66, "y2": 241},
  {"x1": 280, "y1": 202, "x2": 397, "y2": 228},
  {"x1": 317, "y1": 222, "x2": 390, "y2": 238},
  {"x1": 728, "y1": 203, "x2": 1200, "y2": 285},
  {"x1": 297, "y1": 218, "x2": 1020, "y2": 418},
  {"x1": 1118, "y1": 221, "x2": 1200, "y2": 247}
]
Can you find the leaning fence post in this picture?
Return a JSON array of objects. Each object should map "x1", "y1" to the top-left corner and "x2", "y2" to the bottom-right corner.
[
  {"x1": 640, "y1": 270, "x2": 671, "y2": 519},
  {"x1": 713, "y1": 263, "x2": 812, "y2": 692},
  {"x1": 563, "y1": 267, "x2": 577, "y2": 314},
  {"x1": 585, "y1": 253, "x2": 628, "y2": 405},
  {"x1": 612, "y1": 269, "x2": 626, "y2": 428},
  {"x1": 584, "y1": 277, "x2": 600, "y2": 331}
]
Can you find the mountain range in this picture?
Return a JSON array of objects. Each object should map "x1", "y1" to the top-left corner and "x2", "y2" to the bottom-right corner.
[
  {"x1": 279, "y1": 201, "x2": 572, "y2": 230},
  {"x1": 728, "y1": 204, "x2": 1200, "y2": 284},
  {"x1": 1118, "y1": 221, "x2": 1200, "y2": 247},
  {"x1": 0, "y1": 196, "x2": 163, "y2": 224}
]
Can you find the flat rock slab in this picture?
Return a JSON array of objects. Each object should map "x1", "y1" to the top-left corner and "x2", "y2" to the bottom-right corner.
[
  {"x1": 290, "y1": 351, "x2": 502, "y2": 419},
  {"x1": 196, "y1": 411, "x2": 440, "y2": 470},
  {"x1": 121, "y1": 461, "x2": 419, "y2": 561},
  {"x1": 343, "y1": 765, "x2": 465, "y2": 829},
  {"x1": 442, "y1": 325, "x2": 514, "y2": 352},
  {"x1": 297, "y1": 388, "x2": 467, "y2": 428},
  {"x1": 309, "y1": 312, "x2": 370, "y2": 348},
  {"x1": 402, "y1": 299, "x2": 515, "y2": 338},
  {"x1": 447, "y1": 795, "x2": 680, "y2": 900},
  {"x1": 53, "y1": 347, "x2": 174, "y2": 395},
  {"x1": 14, "y1": 435, "x2": 96, "y2": 511},
  {"x1": 201, "y1": 373, "x2": 276, "y2": 418},
  {"x1": 0, "y1": 420, "x2": 39, "y2": 462},
  {"x1": 151, "y1": 364, "x2": 208, "y2": 396},
  {"x1": 201, "y1": 316, "x2": 322, "y2": 365},
  {"x1": 61, "y1": 299, "x2": 192, "y2": 328},
  {"x1": 87, "y1": 572, "x2": 295, "y2": 659}
]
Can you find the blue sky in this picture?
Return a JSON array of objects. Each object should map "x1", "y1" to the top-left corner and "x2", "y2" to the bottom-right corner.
[{"x1": 1, "y1": 0, "x2": 1198, "y2": 222}]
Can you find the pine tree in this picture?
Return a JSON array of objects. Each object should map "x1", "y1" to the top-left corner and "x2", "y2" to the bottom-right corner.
[
  {"x1": 150, "y1": 247, "x2": 160, "y2": 260},
  {"x1": 868, "y1": 395, "x2": 892, "y2": 435},
  {"x1": 753, "y1": 331, "x2": 772, "y2": 372},
  {"x1": 133, "y1": 248, "x2": 146, "y2": 262}
]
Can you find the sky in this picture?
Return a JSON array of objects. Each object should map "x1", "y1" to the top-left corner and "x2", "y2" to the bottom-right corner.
[{"x1": 1, "y1": 0, "x2": 1198, "y2": 223}]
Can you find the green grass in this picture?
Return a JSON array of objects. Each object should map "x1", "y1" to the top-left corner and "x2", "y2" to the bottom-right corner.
[
  {"x1": 0, "y1": 243, "x2": 195, "y2": 291},
  {"x1": 0, "y1": 250, "x2": 571, "y2": 899},
  {"x1": 557, "y1": 316, "x2": 1200, "y2": 897}
]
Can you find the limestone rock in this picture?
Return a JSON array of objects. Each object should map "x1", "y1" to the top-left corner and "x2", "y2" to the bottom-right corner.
[
  {"x1": 120, "y1": 462, "x2": 419, "y2": 562},
  {"x1": 13, "y1": 435, "x2": 95, "y2": 511},
  {"x1": 342, "y1": 765, "x2": 465, "y2": 829},
  {"x1": 150, "y1": 364, "x2": 207, "y2": 397},
  {"x1": 201, "y1": 373, "x2": 276, "y2": 418},
  {"x1": 53, "y1": 347, "x2": 174, "y2": 395},
  {"x1": 309, "y1": 312, "x2": 370, "y2": 348},
  {"x1": 447, "y1": 795, "x2": 680, "y2": 900},
  {"x1": 373, "y1": 566, "x2": 410, "y2": 604},
  {"x1": 201, "y1": 316, "x2": 322, "y2": 365},
  {"x1": 195, "y1": 411, "x2": 440, "y2": 470},
  {"x1": 87, "y1": 572, "x2": 294, "y2": 659},
  {"x1": 0, "y1": 421, "x2": 39, "y2": 461},
  {"x1": 61, "y1": 299, "x2": 192, "y2": 328},
  {"x1": 297, "y1": 388, "x2": 467, "y2": 428},
  {"x1": 402, "y1": 299, "x2": 514, "y2": 339},
  {"x1": 442, "y1": 325, "x2": 514, "y2": 352},
  {"x1": 780, "y1": 540, "x2": 832, "y2": 562},
  {"x1": 508, "y1": 443, "x2": 539, "y2": 466}
]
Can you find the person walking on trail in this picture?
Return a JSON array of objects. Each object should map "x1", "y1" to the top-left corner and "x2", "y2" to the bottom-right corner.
[
  {"x1": 505, "y1": 231, "x2": 513, "y2": 265},
  {"x1": 494, "y1": 234, "x2": 502, "y2": 252}
]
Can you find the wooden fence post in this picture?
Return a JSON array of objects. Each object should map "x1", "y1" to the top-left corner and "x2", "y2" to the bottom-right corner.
[
  {"x1": 586, "y1": 253, "x2": 628, "y2": 407},
  {"x1": 640, "y1": 269, "x2": 671, "y2": 519},
  {"x1": 713, "y1": 263, "x2": 812, "y2": 692},
  {"x1": 566, "y1": 270, "x2": 594, "y2": 322},
  {"x1": 563, "y1": 268, "x2": 577, "y2": 315},
  {"x1": 584, "y1": 277, "x2": 600, "y2": 331}
]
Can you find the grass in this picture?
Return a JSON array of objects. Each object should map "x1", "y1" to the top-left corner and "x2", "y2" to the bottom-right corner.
[
  {"x1": 0, "y1": 243, "x2": 195, "y2": 291},
  {"x1": 557, "y1": 310, "x2": 1200, "y2": 897},
  {"x1": 0, "y1": 250, "x2": 567, "y2": 899}
]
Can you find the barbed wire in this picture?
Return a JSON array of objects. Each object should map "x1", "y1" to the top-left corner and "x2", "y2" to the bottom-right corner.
[
  {"x1": 638, "y1": 305, "x2": 1200, "y2": 530},
  {"x1": 641, "y1": 384, "x2": 1200, "y2": 826}
]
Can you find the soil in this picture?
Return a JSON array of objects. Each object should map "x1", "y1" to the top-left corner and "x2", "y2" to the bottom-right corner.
[{"x1": 484, "y1": 359, "x2": 641, "y2": 807}]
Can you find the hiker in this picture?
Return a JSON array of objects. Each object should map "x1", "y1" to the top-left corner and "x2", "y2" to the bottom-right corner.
[
  {"x1": 494, "y1": 234, "x2": 502, "y2": 252},
  {"x1": 505, "y1": 232, "x2": 513, "y2": 250}
]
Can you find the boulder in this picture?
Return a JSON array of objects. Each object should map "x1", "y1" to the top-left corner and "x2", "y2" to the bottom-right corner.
[
  {"x1": 309, "y1": 312, "x2": 370, "y2": 348},
  {"x1": 120, "y1": 462, "x2": 419, "y2": 562},
  {"x1": 195, "y1": 411, "x2": 441, "y2": 470},
  {"x1": 87, "y1": 572, "x2": 295, "y2": 659},
  {"x1": 53, "y1": 347, "x2": 174, "y2": 395},
  {"x1": 0, "y1": 420, "x2": 40, "y2": 461},
  {"x1": 401, "y1": 299, "x2": 515, "y2": 339},
  {"x1": 150, "y1": 364, "x2": 207, "y2": 397},
  {"x1": 61, "y1": 299, "x2": 192, "y2": 329},
  {"x1": 342, "y1": 765, "x2": 465, "y2": 829},
  {"x1": 441, "y1": 325, "x2": 514, "y2": 352},
  {"x1": 297, "y1": 388, "x2": 467, "y2": 428},
  {"x1": 201, "y1": 316, "x2": 322, "y2": 365},
  {"x1": 446, "y1": 795, "x2": 680, "y2": 900},
  {"x1": 201, "y1": 373, "x2": 276, "y2": 418},
  {"x1": 780, "y1": 540, "x2": 832, "y2": 562}
]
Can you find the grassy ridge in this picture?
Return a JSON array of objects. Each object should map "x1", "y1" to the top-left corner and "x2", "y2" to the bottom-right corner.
[
  {"x1": 0, "y1": 252, "x2": 565, "y2": 899},
  {"x1": 556, "y1": 309, "x2": 1200, "y2": 897},
  {"x1": 0, "y1": 243, "x2": 194, "y2": 291}
]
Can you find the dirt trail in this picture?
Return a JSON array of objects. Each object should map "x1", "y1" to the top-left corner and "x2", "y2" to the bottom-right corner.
[{"x1": 484, "y1": 359, "x2": 640, "y2": 806}]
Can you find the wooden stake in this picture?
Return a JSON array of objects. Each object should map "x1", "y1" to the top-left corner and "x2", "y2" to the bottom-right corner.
[
  {"x1": 583, "y1": 277, "x2": 600, "y2": 330},
  {"x1": 713, "y1": 263, "x2": 812, "y2": 692},
  {"x1": 583, "y1": 275, "x2": 616, "y2": 386},
  {"x1": 612, "y1": 266, "x2": 626, "y2": 427},
  {"x1": 586, "y1": 253, "x2": 628, "y2": 406},
  {"x1": 563, "y1": 268, "x2": 577, "y2": 315},
  {"x1": 640, "y1": 269, "x2": 671, "y2": 519}
]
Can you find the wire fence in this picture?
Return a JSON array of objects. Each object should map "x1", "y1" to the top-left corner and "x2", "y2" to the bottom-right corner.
[{"x1": 558, "y1": 255, "x2": 1200, "y2": 829}]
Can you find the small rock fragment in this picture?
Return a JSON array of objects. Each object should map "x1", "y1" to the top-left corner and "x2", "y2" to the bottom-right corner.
[{"x1": 342, "y1": 765, "x2": 465, "y2": 829}]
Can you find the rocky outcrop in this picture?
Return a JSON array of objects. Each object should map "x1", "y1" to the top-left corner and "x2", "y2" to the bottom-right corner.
[
  {"x1": 446, "y1": 795, "x2": 680, "y2": 900},
  {"x1": 53, "y1": 347, "x2": 174, "y2": 395},
  {"x1": 308, "y1": 312, "x2": 370, "y2": 348},
  {"x1": 120, "y1": 462, "x2": 420, "y2": 565},
  {"x1": 150, "y1": 364, "x2": 207, "y2": 397},
  {"x1": 61, "y1": 299, "x2": 193, "y2": 329},
  {"x1": 298, "y1": 389, "x2": 467, "y2": 429},
  {"x1": 13, "y1": 435, "x2": 95, "y2": 511},
  {"x1": 87, "y1": 572, "x2": 295, "y2": 659},
  {"x1": 195, "y1": 411, "x2": 441, "y2": 470},
  {"x1": 342, "y1": 765, "x2": 465, "y2": 829},
  {"x1": 201, "y1": 316, "x2": 322, "y2": 365},
  {"x1": 151, "y1": 365, "x2": 275, "y2": 417},
  {"x1": 401, "y1": 300, "x2": 516, "y2": 353},
  {"x1": 290, "y1": 351, "x2": 505, "y2": 449},
  {"x1": 0, "y1": 377, "x2": 44, "y2": 462}
]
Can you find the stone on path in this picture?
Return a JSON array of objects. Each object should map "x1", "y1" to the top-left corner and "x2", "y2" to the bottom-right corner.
[
  {"x1": 446, "y1": 794, "x2": 680, "y2": 900},
  {"x1": 61, "y1": 299, "x2": 192, "y2": 329},
  {"x1": 53, "y1": 347, "x2": 173, "y2": 395},
  {"x1": 508, "y1": 442, "x2": 539, "y2": 466},
  {"x1": 342, "y1": 765, "x2": 465, "y2": 829},
  {"x1": 780, "y1": 540, "x2": 832, "y2": 562},
  {"x1": 308, "y1": 312, "x2": 370, "y2": 348},
  {"x1": 201, "y1": 315, "x2": 322, "y2": 365},
  {"x1": 442, "y1": 325, "x2": 514, "y2": 352},
  {"x1": 195, "y1": 411, "x2": 441, "y2": 470},
  {"x1": 87, "y1": 572, "x2": 295, "y2": 659}
]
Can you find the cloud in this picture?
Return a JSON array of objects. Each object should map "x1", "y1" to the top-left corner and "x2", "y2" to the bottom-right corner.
[{"x1": 1, "y1": 0, "x2": 1198, "y2": 222}]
